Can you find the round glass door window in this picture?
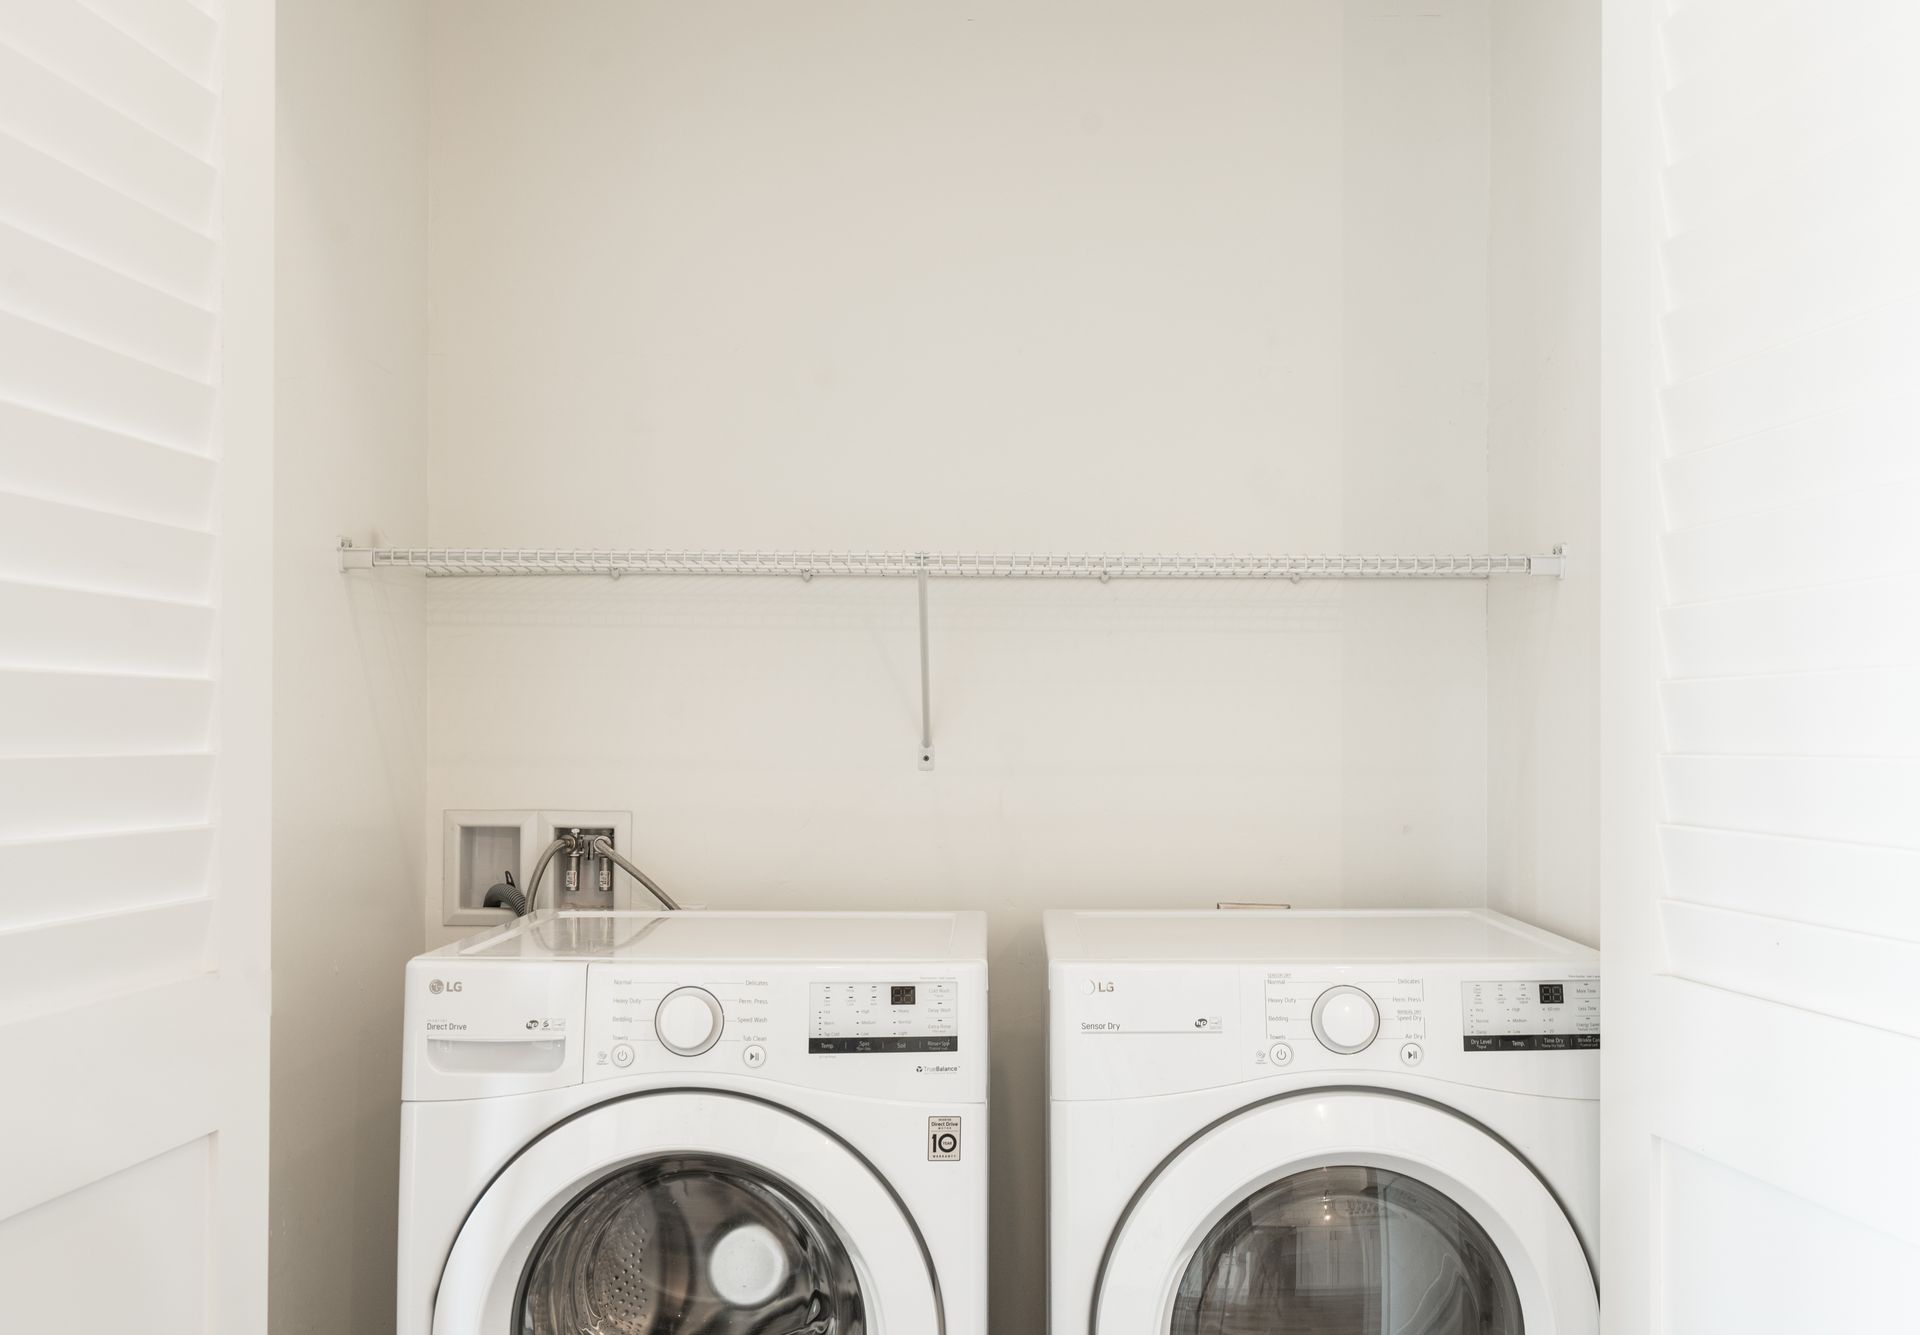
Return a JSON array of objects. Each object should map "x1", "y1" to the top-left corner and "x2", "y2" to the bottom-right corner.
[
  {"x1": 518, "y1": 1153, "x2": 864, "y2": 1334},
  {"x1": 1170, "y1": 1166, "x2": 1522, "y2": 1335}
]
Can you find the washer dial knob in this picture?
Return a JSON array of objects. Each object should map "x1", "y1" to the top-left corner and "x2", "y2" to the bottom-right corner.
[
  {"x1": 1311, "y1": 985, "x2": 1380, "y2": 1055},
  {"x1": 654, "y1": 986, "x2": 725, "y2": 1056}
]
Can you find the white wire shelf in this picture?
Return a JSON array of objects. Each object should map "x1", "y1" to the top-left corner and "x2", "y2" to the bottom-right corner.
[
  {"x1": 341, "y1": 540, "x2": 1567, "y2": 770},
  {"x1": 339, "y1": 544, "x2": 1568, "y2": 581}
]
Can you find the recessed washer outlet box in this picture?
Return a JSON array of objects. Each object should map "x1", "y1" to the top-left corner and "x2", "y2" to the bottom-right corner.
[
  {"x1": 537, "y1": 810, "x2": 635, "y2": 911},
  {"x1": 442, "y1": 811, "x2": 538, "y2": 927}
]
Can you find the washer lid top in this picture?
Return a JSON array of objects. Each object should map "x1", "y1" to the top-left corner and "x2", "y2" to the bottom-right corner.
[{"x1": 440, "y1": 909, "x2": 988, "y2": 964}]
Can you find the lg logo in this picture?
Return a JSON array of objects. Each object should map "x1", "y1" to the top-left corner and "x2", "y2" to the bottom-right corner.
[{"x1": 428, "y1": 979, "x2": 463, "y2": 995}]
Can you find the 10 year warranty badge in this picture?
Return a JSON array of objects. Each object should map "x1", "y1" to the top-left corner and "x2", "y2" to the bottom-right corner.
[{"x1": 928, "y1": 1116, "x2": 961, "y2": 1161}]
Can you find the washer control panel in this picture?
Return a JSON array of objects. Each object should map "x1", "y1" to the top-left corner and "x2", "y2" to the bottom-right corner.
[
  {"x1": 808, "y1": 981, "x2": 959, "y2": 1054},
  {"x1": 1461, "y1": 979, "x2": 1601, "y2": 1050},
  {"x1": 410, "y1": 959, "x2": 986, "y2": 1103}
]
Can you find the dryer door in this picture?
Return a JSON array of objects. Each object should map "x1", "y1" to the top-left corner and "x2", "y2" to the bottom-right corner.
[
  {"x1": 1093, "y1": 1090, "x2": 1595, "y2": 1335},
  {"x1": 433, "y1": 1090, "x2": 941, "y2": 1334}
]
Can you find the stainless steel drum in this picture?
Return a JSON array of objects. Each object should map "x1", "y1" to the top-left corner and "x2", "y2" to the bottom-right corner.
[
  {"x1": 1170, "y1": 1166, "x2": 1522, "y2": 1335},
  {"x1": 518, "y1": 1154, "x2": 865, "y2": 1334}
]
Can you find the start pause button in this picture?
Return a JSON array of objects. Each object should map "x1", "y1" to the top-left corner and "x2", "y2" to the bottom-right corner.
[{"x1": 928, "y1": 1116, "x2": 962, "y2": 1162}]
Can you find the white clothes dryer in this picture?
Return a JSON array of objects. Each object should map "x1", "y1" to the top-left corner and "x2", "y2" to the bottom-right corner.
[
  {"x1": 1047, "y1": 909, "x2": 1598, "y2": 1335},
  {"x1": 399, "y1": 910, "x2": 988, "y2": 1335}
]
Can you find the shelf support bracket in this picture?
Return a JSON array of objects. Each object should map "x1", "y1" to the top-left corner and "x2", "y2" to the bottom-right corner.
[{"x1": 916, "y1": 556, "x2": 935, "y2": 770}]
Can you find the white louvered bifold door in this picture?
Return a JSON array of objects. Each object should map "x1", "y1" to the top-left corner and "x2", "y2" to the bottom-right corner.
[
  {"x1": 1602, "y1": 1, "x2": 1920, "y2": 1331},
  {"x1": 0, "y1": 1, "x2": 272, "y2": 1331}
]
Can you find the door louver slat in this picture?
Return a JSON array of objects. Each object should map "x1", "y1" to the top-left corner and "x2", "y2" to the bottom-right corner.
[
  {"x1": 0, "y1": 43, "x2": 215, "y2": 227},
  {"x1": 0, "y1": 132, "x2": 215, "y2": 300},
  {"x1": 0, "y1": 754, "x2": 215, "y2": 843},
  {"x1": 0, "y1": 0, "x2": 218, "y2": 149}
]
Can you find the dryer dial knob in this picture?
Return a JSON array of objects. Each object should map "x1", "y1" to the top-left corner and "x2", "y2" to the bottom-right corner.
[
  {"x1": 1311, "y1": 985, "x2": 1380, "y2": 1055},
  {"x1": 654, "y1": 986, "x2": 724, "y2": 1056}
]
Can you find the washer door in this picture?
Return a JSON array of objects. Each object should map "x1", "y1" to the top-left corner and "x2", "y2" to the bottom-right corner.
[
  {"x1": 1093, "y1": 1091, "x2": 1596, "y2": 1335},
  {"x1": 433, "y1": 1090, "x2": 942, "y2": 1334}
]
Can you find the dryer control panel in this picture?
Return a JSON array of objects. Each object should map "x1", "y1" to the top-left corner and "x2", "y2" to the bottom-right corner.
[
  {"x1": 1461, "y1": 978, "x2": 1600, "y2": 1050},
  {"x1": 1050, "y1": 962, "x2": 1599, "y2": 1102}
]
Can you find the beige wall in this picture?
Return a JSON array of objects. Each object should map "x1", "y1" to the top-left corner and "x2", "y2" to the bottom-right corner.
[
  {"x1": 271, "y1": 0, "x2": 429, "y2": 1331},
  {"x1": 424, "y1": 3, "x2": 1494, "y2": 1327},
  {"x1": 1487, "y1": 0, "x2": 1601, "y2": 946}
]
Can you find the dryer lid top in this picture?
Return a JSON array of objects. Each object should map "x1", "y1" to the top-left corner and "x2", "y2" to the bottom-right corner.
[
  {"x1": 439, "y1": 909, "x2": 987, "y2": 964},
  {"x1": 1043, "y1": 908, "x2": 1595, "y2": 965}
]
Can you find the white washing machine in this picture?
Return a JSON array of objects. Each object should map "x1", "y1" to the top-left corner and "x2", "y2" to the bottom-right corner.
[
  {"x1": 399, "y1": 910, "x2": 989, "y2": 1334},
  {"x1": 1047, "y1": 908, "x2": 1598, "y2": 1335}
]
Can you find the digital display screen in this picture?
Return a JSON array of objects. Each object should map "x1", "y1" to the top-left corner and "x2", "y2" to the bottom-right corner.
[
  {"x1": 891, "y1": 985, "x2": 917, "y2": 1006},
  {"x1": 1538, "y1": 983, "x2": 1565, "y2": 1006}
]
